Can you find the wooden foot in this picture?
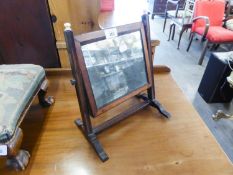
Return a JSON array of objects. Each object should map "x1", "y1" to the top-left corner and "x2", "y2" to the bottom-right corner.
[
  {"x1": 150, "y1": 99, "x2": 171, "y2": 118},
  {"x1": 6, "y1": 150, "x2": 30, "y2": 171},
  {"x1": 75, "y1": 119, "x2": 109, "y2": 162},
  {"x1": 38, "y1": 92, "x2": 54, "y2": 107},
  {"x1": 38, "y1": 79, "x2": 55, "y2": 107},
  {"x1": 4, "y1": 128, "x2": 30, "y2": 171},
  {"x1": 137, "y1": 94, "x2": 171, "y2": 118}
]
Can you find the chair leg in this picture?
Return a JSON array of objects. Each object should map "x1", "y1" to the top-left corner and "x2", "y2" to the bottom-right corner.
[
  {"x1": 187, "y1": 33, "x2": 194, "y2": 52},
  {"x1": 172, "y1": 24, "x2": 176, "y2": 40},
  {"x1": 210, "y1": 43, "x2": 216, "y2": 51},
  {"x1": 163, "y1": 13, "x2": 168, "y2": 32},
  {"x1": 201, "y1": 36, "x2": 206, "y2": 42},
  {"x1": 214, "y1": 44, "x2": 220, "y2": 50},
  {"x1": 188, "y1": 31, "x2": 192, "y2": 40},
  {"x1": 168, "y1": 24, "x2": 174, "y2": 41},
  {"x1": 151, "y1": 13, "x2": 155, "y2": 19},
  {"x1": 198, "y1": 40, "x2": 209, "y2": 65},
  {"x1": 177, "y1": 27, "x2": 186, "y2": 49}
]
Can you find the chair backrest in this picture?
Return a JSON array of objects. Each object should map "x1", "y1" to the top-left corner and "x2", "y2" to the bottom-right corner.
[
  {"x1": 183, "y1": 0, "x2": 195, "y2": 18},
  {"x1": 192, "y1": 0, "x2": 225, "y2": 30}
]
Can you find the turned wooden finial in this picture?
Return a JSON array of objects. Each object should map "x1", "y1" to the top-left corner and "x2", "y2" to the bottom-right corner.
[{"x1": 64, "y1": 23, "x2": 72, "y2": 31}]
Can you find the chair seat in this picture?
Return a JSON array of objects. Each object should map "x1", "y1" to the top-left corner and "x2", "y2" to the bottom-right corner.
[
  {"x1": 195, "y1": 26, "x2": 233, "y2": 43},
  {"x1": 167, "y1": 10, "x2": 191, "y2": 18},
  {"x1": 0, "y1": 64, "x2": 45, "y2": 143}
]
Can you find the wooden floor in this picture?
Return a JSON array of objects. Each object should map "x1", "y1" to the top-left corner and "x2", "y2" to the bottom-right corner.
[
  {"x1": 1, "y1": 71, "x2": 233, "y2": 175},
  {"x1": 151, "y1": 17, "x2": 233, "y2": 162}
]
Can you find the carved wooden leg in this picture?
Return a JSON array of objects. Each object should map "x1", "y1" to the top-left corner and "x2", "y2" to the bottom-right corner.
[
  {"x1": 7, "y1": 150, "x2": 30, "y2": 171},
  {"x1": 75, "y1": 119, "x2": 109, "y2": 162},
  {"x1": 38, "y1": 79, "x2": 55, "y2": 107},
  {"x1": 5, "y1": 128, "x2": 30, "y2": 170}
]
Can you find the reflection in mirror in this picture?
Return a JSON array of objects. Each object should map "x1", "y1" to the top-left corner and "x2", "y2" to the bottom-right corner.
[{"x1": 81, "y1": 31, "x2": 148, "y2": 108}]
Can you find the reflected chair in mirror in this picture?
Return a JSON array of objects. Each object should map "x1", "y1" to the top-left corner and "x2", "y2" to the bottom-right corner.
[
  {"x1": 164, "y1": 0, "x2": 195, "y2": 49},
  {"x1": 187, "y1": 0, "x2": 233, "y2": 65}
]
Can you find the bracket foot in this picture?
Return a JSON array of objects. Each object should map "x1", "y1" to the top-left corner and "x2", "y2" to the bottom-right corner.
[
  {"x1": 38, "y1": 90, "x2": 55, "y2": 107},
  {"x1": 137, "y1": 94, "x2": 171, "y2": 118},
  {"x1": 150, "y1": 99, "x2": 171, "y2": 118},
  {"x1": 75, "y1": 119, "x2": 109, "y2": 162},
  {"x1": 7, "y1": 150, "x2": 30, "y2": 171}
]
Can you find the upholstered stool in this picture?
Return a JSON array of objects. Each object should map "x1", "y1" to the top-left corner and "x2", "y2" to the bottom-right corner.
[{"x1": 0, "y1": 64, "x2": 54, "y2": 170}]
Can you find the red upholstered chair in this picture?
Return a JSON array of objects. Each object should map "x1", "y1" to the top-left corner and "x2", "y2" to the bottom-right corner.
[{"x1": 186, "y1": 0, "x2": 233, "y2": 65}]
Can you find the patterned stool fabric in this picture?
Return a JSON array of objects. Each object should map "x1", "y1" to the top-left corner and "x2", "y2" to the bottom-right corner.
[{"x1": 0, "y1": 64, "x2": 45, "y2": 143}]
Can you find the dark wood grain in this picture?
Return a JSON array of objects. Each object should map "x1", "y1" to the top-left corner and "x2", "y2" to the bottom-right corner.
[{"x1": 0, "y1": 0, "x2": 60, "y2": 68}]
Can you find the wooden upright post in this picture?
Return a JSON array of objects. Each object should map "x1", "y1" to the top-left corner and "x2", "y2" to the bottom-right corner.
[{"x1": 64, "y1": 23, "x2": 109, "y2": 162}]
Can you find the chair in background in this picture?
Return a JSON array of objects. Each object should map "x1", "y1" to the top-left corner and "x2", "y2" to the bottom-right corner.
[
  {"x1": 164, "y1": 0, "x2": 195, "y2": 49},
  {"x1": 187, "y1": 0, "x2": 233, "y2": 65},
  {"x1": 163, "y1": 0, "x2": 184, "y2": 32},
  {"x1": 225, "y1": 0, "x2": 233, "y2": 18}
]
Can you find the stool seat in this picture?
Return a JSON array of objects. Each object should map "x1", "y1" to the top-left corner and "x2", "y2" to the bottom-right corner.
[{"x1": 0, "y1": 64, "x2": 45, "y2": 143}]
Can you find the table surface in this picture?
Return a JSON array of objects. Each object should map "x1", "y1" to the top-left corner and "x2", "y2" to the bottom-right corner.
[{"x1": 1, "y1": 69, "x2": 233, "y2": 175}]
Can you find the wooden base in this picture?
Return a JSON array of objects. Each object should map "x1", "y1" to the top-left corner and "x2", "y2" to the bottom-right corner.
[
  {"x1": 137, "y1": 94, "x2": 171, "y2": 118},
  {"x1": 75, "y1": 119, "x2": 109, "y2": 162},
  {"x1": 74, "y1": 94, "x2": 170, "y2": 162}
]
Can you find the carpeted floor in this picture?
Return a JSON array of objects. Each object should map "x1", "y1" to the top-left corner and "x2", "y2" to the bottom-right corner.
[{"x1": 151, "y1": 16, "x2": 233, "y2": 162}]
